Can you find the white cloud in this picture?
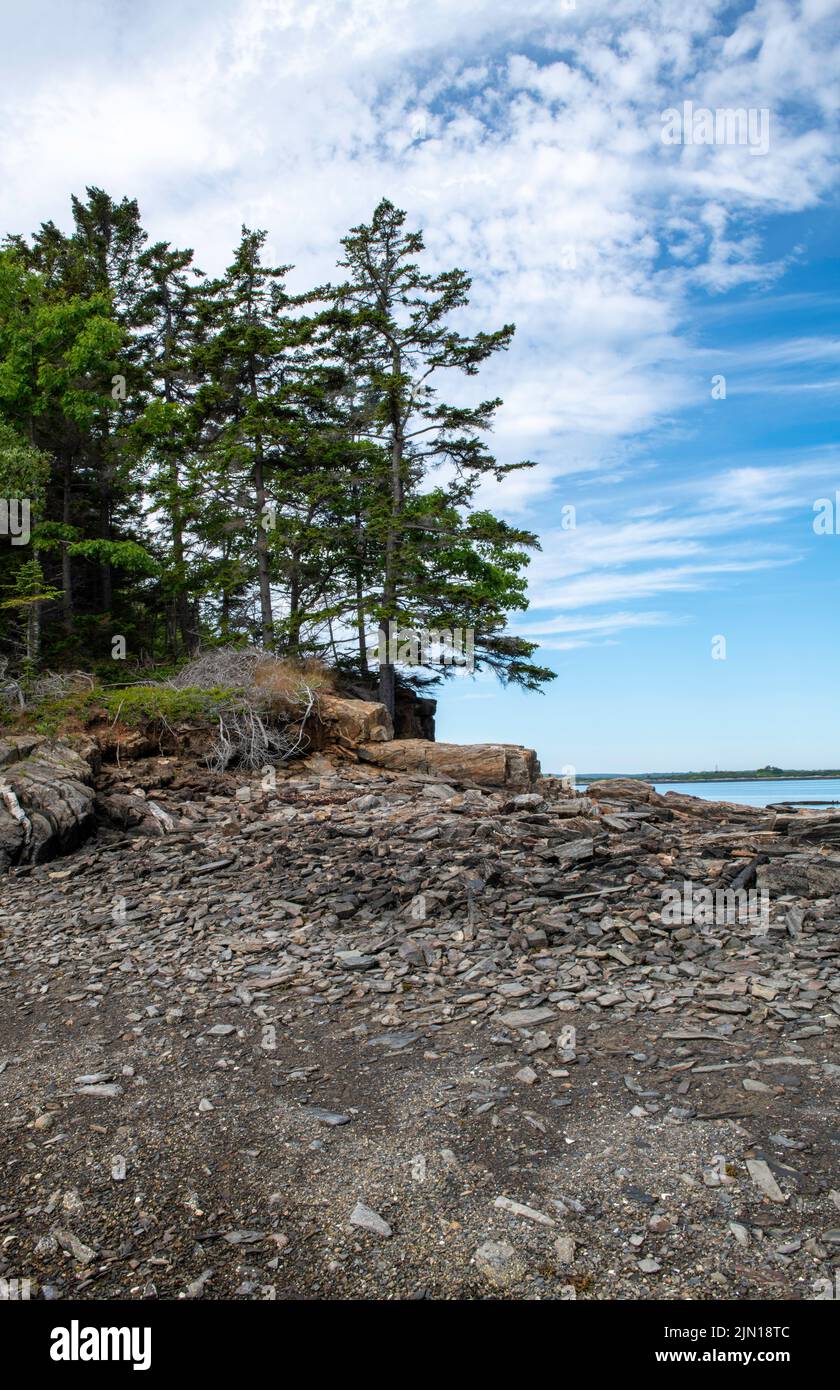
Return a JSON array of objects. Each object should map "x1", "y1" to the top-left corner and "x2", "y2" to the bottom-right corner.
[{"x1": 1, "y1": 0, "x2": 838, "y2": 660}]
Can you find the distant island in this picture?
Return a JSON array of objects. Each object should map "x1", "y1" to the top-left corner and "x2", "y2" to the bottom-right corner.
[{"x1": 574, "y1": 766, "x2": 840, "y2": 783}]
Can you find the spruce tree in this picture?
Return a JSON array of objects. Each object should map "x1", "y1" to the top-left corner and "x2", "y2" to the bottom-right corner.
[{"x1": 334, "y1": 199, "x2": 553, "y2": 713}]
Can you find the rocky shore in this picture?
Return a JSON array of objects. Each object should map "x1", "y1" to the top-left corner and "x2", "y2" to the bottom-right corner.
[{"x1": 1, "y1": 726, "x2": 838, "y2": 1301}]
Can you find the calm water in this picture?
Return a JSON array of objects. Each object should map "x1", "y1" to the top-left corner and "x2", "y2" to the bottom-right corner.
[{"x1": 645, "y1": 778, "x2": 840, "y2": 808}]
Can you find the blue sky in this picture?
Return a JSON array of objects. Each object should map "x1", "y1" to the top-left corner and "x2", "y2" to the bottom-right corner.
[{"x1": 0, "y1": 0, "x2": 838, "y2": 772}]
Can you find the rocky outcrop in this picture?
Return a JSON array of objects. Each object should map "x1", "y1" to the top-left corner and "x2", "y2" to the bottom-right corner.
[
  {"x1": 0, "y1": 736, "x2": 96, "y2": 871},
  {"x1": 584, "y1": 778, "x2": 657, "y2": 802},
  {"x1": 394, "y1": 688, "x2": 436, "y2": 741},
  {"x1": 314, "y1": 695, "x2": 394, "y2": 749},
  {"x1": 356, "y1": 738, "x2": 540, "y2": 788},
  {"x1": 0, "y1": 734, "x2": 183, "y2": 871},
  {"x1": 585, "y1": 777, "x2": 756, "y2": 821}
]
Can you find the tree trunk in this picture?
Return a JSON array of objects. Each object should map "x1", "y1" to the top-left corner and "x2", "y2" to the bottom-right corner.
[
  {"x1": 61, "y1": 454, "x2": 73, "y2": 634},
  {"x1": 377, "y1": 626, "x2": 395, "y2": 716},
  {"x1": 287, "y1": 575, "x2": 302, "y2": 654},
  {"x1": 171, "y1": 500, "x2": 198, "y2": 655},
  {"x1": 356, "y1": 572, "x2": 369, "y2": 677},
  {"x1": 98, "y1": 435, "x2": 113, "y2": 614},
  {"x1": 27, "y1": 600, "x2": 41, "y2": 669},
  {"x1": 378, "y1": 345, "x2": 404, "y2": 718},
  {"x1": 253, "y1": 452, "x2": 274, "y2": 649}
]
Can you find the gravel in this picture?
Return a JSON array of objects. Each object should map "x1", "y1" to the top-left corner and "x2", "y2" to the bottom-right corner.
[{"x1": 0, "y1": 753, "x2": 838, "y2": 1300}]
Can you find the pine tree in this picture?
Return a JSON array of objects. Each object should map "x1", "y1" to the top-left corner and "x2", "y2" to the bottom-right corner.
[
  {"x1": 333, "y1": 199, "x2": 553, "y2": 713},
  {"x1": 133, "y1": 239, "x2": 205, "y2": 656},
  {"x1": 193, "y1": 228, "x2": 315, "y2": 650},
  {"x1": 0, "y1": 189, "x2": 554, "y2": 706}
]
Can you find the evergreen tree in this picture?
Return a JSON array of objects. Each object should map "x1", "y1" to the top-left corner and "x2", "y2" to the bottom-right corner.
[
  {"x1": 0, "y1": 189, "x2": 554, "y2": 707},
  {"x1": 133, "y1": 239, "x2": 205, "y2": 656},
  {"x1": 333, "y1": 199, "x2": 553, "y2": 713},
  {"x1": 193, "y1": 228, "x2": 314, "y2": 650}
]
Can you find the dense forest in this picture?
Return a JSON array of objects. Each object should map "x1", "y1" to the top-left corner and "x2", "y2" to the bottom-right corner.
[{"x1": 0, "y1": 189, "x2": 554, "y2": 715}]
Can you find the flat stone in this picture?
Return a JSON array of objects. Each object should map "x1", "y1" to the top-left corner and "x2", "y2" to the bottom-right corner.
[
  {"x1": 335, "y1": 952, "x2": 377, "y2": 971},
  {"x1": 349, "y1": 1203, "x2": 392, "y2": 1238},
  {"x1": 746, "y1": 1159, "x2": 787, "y2": 1203},
  {"x1": 474, "y1": 1240, "x2": 526, "y2": 1288},
  {"x1": 498, "y1": 1007, "x2": 554, "y2": 1030},
  {"x1": 494, "y1": 1196, "x2": 555, "y2": 1226},
  {"x1": 368, "y1": 1031, "x2": 420, "y2": 1050},
  {"x1": 305, "y1": 1107, "x2": 350, "y2": 1126}
]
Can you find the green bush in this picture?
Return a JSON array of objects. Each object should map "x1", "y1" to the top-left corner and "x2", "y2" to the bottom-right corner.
[{"x1": 19, "y1": 683, "x2": 237, "y2": 736}]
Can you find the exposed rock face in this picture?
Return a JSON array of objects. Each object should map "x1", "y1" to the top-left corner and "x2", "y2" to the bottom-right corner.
[
  {"x1": 335, "y1": 681, "x2": 437, "y2": 742},
  {"x1": 0, "y1": 736, "x2": 96, "y2": 870},
  {"x1": 393, "y1": 688, "x2": 436, "y2": 741},
  {"x1": 584, "y1": 778, "x2": 657, "y2": 802},
  {"x1": 0, "y1": 735, "x2": 182, "y2": 872},
  {"x1": 94, "y1": 791, "x2": 177, "y2": 837},
  {"x1": 314, "y1": 695, "x2": 394, "y2": 749},
  {"x1": 585, "y1": 778, "x2": 756, "y2": 822},
  {"x1": 356, "y1": 738, "x2": 540, "y2": 788}
]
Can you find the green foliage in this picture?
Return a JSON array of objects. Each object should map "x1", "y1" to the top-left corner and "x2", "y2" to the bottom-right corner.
[
  {"x1": 63, "y1": 538, "x2": 159, "y2": 574},
  {"x1": 0, "y1": 420, "x2": 50, "y2": 505},
  {"x1": 95, "y1": 683, "x2": 236, "y2": 724},
  {"x1": 0, "y1": 190, "x2": 556, "y2": 704},
  {"x1": 24, "y1": 683, "x2": 237, "y2": 736}
]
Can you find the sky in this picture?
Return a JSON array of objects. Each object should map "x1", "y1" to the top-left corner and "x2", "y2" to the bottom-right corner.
[{"x1": 1, "y1": 0, "x2": 838, "y2": 773}]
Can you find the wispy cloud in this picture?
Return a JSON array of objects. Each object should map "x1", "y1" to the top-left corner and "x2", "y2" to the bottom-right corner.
[{"x1": 1, "y1": 0, "x2": 838, "y2": 682}]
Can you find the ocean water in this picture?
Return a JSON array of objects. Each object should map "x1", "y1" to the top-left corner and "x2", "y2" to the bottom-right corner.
[{"x1": 645, "y1": 778, "x2": 840, "y2": 808}]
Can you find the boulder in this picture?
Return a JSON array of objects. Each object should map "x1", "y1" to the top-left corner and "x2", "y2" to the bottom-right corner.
[
  {"x1": 315, "y1": 695, "x2": 394, "y2": 748},
  {"x1": 0, "y1": 737, "x2": 96, "y2": 871},
  {"x1": 94, "y1": 791, "x2": 176, "y2": 836},
  {"x1": 585, "y1": 778, "x2": 657, "y2": 802},
  {"x1": 758, "y1": 857, "x2": 840, "y2": 898},
  {"x1": 356, "y1": 739, "x2": 540, "y2": 788}
]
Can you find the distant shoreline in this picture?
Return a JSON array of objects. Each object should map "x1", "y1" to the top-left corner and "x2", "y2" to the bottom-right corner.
[{"x1": 571, "y1": 771, "x2": 840, "y2": 783}]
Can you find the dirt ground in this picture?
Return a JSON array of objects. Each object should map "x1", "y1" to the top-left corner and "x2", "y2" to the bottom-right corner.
[{"x1": 2, "y1": 982, "x2": 838, "y2": 1301}]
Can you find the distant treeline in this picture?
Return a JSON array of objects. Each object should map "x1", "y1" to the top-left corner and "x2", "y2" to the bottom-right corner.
[{"x1": 576, "y1": 768, "x2": 840, "y2": 782}]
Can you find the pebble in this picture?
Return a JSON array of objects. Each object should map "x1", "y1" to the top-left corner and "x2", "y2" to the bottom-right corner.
[
  {"x1": 349, "y1": 1203, "x2": 392, "y2": 1238},
  {"x1": 494, "y1": 1196, "x2": 555, "y2": 1226},
  {"x1": 305, "y1": 1107, "x2": 350, "y2": 1126},
  {"x1": 474, "y1": 1240, "x2": 526, "y2": 1289},
  {"x1": 746, "y1": 1159, "x2": 787, "y2": 1203},
  {"x1": 554, "y1": 1235, "x2": 575, "y2": 1264}
]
